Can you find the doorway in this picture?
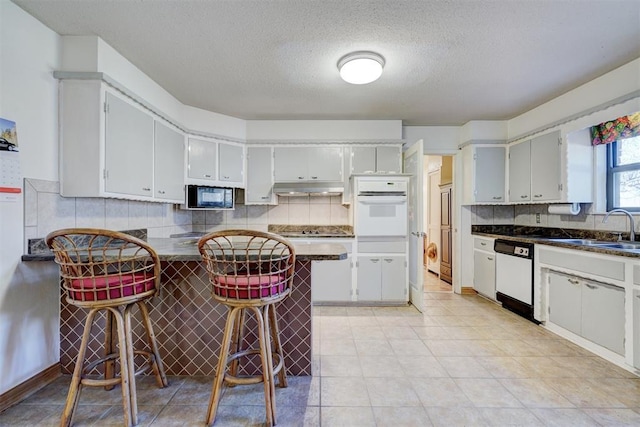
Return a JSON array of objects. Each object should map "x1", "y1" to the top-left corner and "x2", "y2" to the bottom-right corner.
[{"x1": 423, "y1": 155, "x2": 453, "y2": 293}]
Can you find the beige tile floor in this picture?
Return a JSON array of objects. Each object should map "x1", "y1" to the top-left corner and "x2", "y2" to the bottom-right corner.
[
  {"x1": 2, "y1": 292, "x2": 640, "y2": 426},
  {"x1": 423, "y1": 268, "x2": 452, "y2": 293}
]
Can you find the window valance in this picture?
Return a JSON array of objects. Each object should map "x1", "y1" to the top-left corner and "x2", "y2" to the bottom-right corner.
[{"x1": 591, "y1": 112, "x2": 640, "y2": 145}]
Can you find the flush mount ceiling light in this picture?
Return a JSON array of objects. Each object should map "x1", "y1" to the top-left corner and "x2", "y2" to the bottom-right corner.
[{"x1": 337, "y1": 51, "x2": 385, "y2": 85}]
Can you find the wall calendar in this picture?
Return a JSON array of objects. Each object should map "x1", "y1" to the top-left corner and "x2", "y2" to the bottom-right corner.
[{"x1": 0, "y1": 118, "x2": 21, "y2": 202}]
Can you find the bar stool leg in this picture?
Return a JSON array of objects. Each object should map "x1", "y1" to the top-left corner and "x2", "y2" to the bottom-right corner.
[
  {"x1": 121, "y1": 305, "x2": 138, "y2": 426},
  {"x1": 228, "y1": 308, "x2": 245, "y2": 383},
  {"x1": 268, "y1": 304, "x2": 288, "y2": 388},
  {"x1": 252, "y1": 306, "x2": 274, "y2": 427},
  {"x1": 206, "y1": 306, "x2": 239, "y2": 426},
  {"x1": 104, "y1": 310, "x2": 115, "y2": 391},
  {"x1": 136, "y1": 300, "x2": 168, "y2": 387},
  {"x1": 262, "y1": 304, "x2": 277, "y2": 425},
  {"x1": 61, "y1": 308, "x2": 99, "y2": 427}
]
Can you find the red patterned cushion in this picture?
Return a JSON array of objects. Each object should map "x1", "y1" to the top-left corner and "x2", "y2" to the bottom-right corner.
[
  {"x1": 70, "y1": 274, "x2": 155, "y2": 301},
  {"x1": 214, "y1": 274, "x2": 285, "y2": 299}
]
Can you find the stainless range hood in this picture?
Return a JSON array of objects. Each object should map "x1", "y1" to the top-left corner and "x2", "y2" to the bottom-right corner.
[{"x1": 272, "y1": 182, "x2": 344, "y2": 196}]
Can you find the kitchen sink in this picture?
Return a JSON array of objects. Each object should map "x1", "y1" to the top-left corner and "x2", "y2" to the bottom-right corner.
[
  {"x1": 594, "y1": 242, "x2": 640, "y2": 250},
  {"x1": 544, "y1": 238, "x2": 608, "y2": 246}
]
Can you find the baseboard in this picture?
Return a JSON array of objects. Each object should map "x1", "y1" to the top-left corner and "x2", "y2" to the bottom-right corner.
[
  {"x1": 460, "y1": 287, "x2": 477, "y2": 295},
  {"x1": 0, "y1": 363, "x2": 61, "y2": 413}
]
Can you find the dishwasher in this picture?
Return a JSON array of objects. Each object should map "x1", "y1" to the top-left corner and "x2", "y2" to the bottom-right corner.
[{"x1": 494, "y1": 239, "x2": 537, "y2": 322}]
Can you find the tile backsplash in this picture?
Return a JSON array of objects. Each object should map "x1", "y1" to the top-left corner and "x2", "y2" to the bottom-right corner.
[
  {"x1": 23, "y1": 179, "x2": 351, "y2": 250},
  {"x1": 469, "y1": 203, "x2": 640, "y2": 235}
]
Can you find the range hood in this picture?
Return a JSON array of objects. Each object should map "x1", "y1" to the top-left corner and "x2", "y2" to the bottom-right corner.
[{"x1": 272, "y1": 182, "x2": 344, "y2": 196}]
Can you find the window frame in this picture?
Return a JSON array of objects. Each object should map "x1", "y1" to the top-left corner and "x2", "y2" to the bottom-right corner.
[{"x1": 606, "y1": 139, "x2": 640, "y2": 212}]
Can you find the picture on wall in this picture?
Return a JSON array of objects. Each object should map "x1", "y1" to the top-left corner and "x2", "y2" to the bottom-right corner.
[{"x1": 0, "y1": 118, "x2": 21, "y2": 201}]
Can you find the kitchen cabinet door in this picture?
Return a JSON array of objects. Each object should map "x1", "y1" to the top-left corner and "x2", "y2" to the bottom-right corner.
[
  {"x1": 473, "y1": 249, "x2": 495, "y2": 300},
  {"x1": 219, "y1": 142, "x2": 244, "y2": 186},
  {"x1": 246, "y1": 146, "x2": 275, "y2": 204},
  {"x1": 634, "y1": 289, "x2": 640, "y2": 369},
  {"x1": 381, "y1": 256, "x2": 406, "y2": 300},
  {"x1": 188, "y1": 137, "x2": 217, "y2": 181},
  {"x1": 581, "y1": 279, "x2": 625, "y2": 355},
  {"x1": 548, "y1": 270, "x2": 582, "y2": 336},
  {"x1": 508, "y1": 140, "x2": 531, "y2": 202},
  {"x1": 153, "y1": 121, "x2": 185, "y2": 202},
  {"x1": 376, "y1": 146, "x2": 402, "y2": 173},
  {"x1": 357, "y1": 256, "x2": 382, "y2": 301},
  {"x1": 308, "y1": 147, "x2": 343, "y2": 181},
  {"x1": 274, "y1": 147, "x2": 308, "y2": 182},
  {"x1": 531, "y1": 131, "x2": 561, "y2": 201},
  {"x1": 351, "y1": 146, "x2": 376, "y2": 174},
  {"x1": 312, "y1": 256, "x2": 353, "y2": 302},
  {"x1": 475, "y1": 146, "x2": 506, "y2": 203},
  {"x1": 104, "y1": 92, "x2": 154, "y2": 197}
]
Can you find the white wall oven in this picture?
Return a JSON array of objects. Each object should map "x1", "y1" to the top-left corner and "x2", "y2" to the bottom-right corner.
[{"x1": 355, "y1": 177, "x2": 408, "y2": 237}]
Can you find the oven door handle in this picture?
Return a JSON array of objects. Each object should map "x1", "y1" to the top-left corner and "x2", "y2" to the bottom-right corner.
[{"x1": 357, "y1": 197, "x2": 407, "y2": 205}]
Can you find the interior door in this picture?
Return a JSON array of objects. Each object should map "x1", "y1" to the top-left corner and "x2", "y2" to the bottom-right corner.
[
  {"x1": 427, "y1": 170, "x2": 441, "y2": 274},
  {"x1": 403, "y1": 140, "x2": 424, "y2": 312}
]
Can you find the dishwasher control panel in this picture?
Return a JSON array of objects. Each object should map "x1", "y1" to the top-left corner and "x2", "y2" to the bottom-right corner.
[
  {"x1": 514, "y1": 246, "x2": 529, "y2": 257},
  {"x1": 494, "y1": 239, "x2": 534, "y2": 260}
]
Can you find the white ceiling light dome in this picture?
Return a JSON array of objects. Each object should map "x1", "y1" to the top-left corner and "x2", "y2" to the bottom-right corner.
[{"x1": 337, "y1": 51, "x2": 385, "y2": 85}]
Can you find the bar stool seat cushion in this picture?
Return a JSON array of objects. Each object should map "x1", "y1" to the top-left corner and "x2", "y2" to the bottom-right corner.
[
  {"x1": 214, "y1": 274, "x2": 285, "y2": 299},
  {"x1": 71, "y1": 274, "x2": 154, "y2": 301}
]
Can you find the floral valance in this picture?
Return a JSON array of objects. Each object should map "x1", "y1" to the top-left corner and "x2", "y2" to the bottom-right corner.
[{"x1": 591, "y1": 112, "x2": 640, "y2": 146}]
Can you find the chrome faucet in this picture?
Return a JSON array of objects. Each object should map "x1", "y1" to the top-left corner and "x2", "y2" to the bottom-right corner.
[{"x1": 602, "y1": 209, "x2": 635, "y2": 242}]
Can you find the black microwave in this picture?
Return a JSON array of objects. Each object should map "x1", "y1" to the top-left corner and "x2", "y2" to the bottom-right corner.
[{"x1": 185, "y1": 185, "x2": 234, "y2": 210}]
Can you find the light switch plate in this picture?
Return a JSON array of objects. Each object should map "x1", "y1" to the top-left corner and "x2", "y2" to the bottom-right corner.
[{"x1": 536, "y1": 213, "x2": 541, "y2": 223}]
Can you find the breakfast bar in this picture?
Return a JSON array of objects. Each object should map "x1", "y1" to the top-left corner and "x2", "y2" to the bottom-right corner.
[{"x1": 53, "y1": 236, "x2": 347, "y2": 377}]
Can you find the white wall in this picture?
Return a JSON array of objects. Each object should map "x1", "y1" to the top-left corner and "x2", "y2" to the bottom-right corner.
[
  {"x1": 247, "y1": 119, "x2": 402, "y2": 141},
  {"x1": 403, "y1": 126, "x2": 460, "y2": 153},
  {"x1": 0, "y1": 1, "x2": 61, "y2": 395}
]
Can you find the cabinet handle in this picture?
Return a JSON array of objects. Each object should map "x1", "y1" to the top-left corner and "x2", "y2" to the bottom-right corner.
[
  {"x1": 298, "y1": 176, "x2": 305, "y2": 180},
  {"x1": 204, "y1": 174, "x2": 212, "y2": 178},
  {"x1": 370, "y1": 259, "x2": 380, "y2": 263},
  {"x1": 584, "y1": 283, "x2": 597, "y2": 290},
  {"x1": 311, "y1": 176, "x2": 318, "y2": 180},
  {"x1": 520, "y1": 195, "x2": 528, "y2": 199},
  {"x1": 487, "y1": 257, "x2": 493, "y2": 261},
  {"x1": 533, "y1": 194, "x2": 543, "y2": 198},
  {"x1": 142, "y1": 187, "x2": 151, "y2": 191},
  {"x1": 222, "y1": 175, "x2": 229, "y2": 180},
  {"x1": 492, "y1": 196, "x2": 502, "y2": 200},
  {"x1": 261, "y1": 196, "x2": 270, "y2": 200},
  {"x1": 480, "y1": 242, "x2": 486, "y2": 246},
  {"x1": 384, "y1": 258, "x2": 393, "y2": 263},
  {"x1": 158, "y1": 190, "x2": 165, "y2": 194},
  {"x1": 568, "y1": 278, "x2": 580, "y2": 285}
]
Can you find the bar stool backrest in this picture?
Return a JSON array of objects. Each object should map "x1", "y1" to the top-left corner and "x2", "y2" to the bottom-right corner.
[
  {"x1": 198, "y1": 230, "x2": 295, "y2": 304},
  {"x1": 46, "y1": 228, "x2": 160, "y2": 307}
]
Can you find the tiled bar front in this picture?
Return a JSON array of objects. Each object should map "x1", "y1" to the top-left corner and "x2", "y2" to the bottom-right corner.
[{"x1": 59, "y1": 259, "x2": 313, "y2": 376}]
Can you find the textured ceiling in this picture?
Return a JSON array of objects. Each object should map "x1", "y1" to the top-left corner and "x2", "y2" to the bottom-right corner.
[{"x1": 13, "y1": 0, "x2": 640, "y2": 126}]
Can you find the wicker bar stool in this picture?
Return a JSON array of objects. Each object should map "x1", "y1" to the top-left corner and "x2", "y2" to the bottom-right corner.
[
  {"x1": 46, "y1": 228, "x2": 168, "y2": 427},
  {"x1": 198, "y1": 230, "x2": 295, "y2": 427}
]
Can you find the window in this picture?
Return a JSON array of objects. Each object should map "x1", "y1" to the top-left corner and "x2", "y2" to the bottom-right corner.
[{"x1": 607, "y1": 135, "x2": 640, "y2": 211}]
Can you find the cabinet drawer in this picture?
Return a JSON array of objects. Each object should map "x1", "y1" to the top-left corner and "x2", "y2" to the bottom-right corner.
[
  {"x1": 358, "y1": 240, "x2": 405, "y2": 253},
  {"x1": 474, "y1": 237, "x2": 494, "y2": 251},
  {"x1": 633, "y1": 265, "x2": 640, "y2": 285},
  {"x1": 538, "y1": 249, "x2": 625, "y2": 281}
]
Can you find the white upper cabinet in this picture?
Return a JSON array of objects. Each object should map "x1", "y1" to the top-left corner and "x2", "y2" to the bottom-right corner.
[
  {"x1": 245, "y1": 146, "x2": 275, "y2": 204},
  {"x1": 350, "y1": 145, "x2": 402, "y2": 174},
  {"x1": 507, "y1": 130, "x2": 590, "y2": 204},
  {"x1": 461, "y1": 145, "x2": 506, "y2": 204},
  {"x1": 188, "y1": 137, "x2": 217, "y2": 181},
  {"x1": 274, "y1": 146, "x2": 343, "y2": 182},
  {"x1": 154, "y1": 121, "x2": 185, "y2": 202},
  {"x1": 104, "y1": 91, "x2": 154, "y2": 197},
  {"x1": 59, "y1": 80, "x2": 184, "y2": 203},
  {"x1": 187, "y1": 137, "x2": 245, "y2": 187},
  {"x1": 508, "y1": 140, "x2": 532, "y2": 202},
  {"x1": 219, "y1": 142, "x2": 244, "y2": 186},
  {"x1": 530, "y1": 131, "x2": 561, "y2": 201}
]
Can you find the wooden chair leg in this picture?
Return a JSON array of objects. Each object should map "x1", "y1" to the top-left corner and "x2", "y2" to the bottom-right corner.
[
  {"x1": 268, "y1": 304, "x2": 288, "y2": 388},
  {"x1": 60, "y1": 308, "x2": 99, "y2": 427},
  {"x1": 136, "y1": 300, "x2": 168, "y2": 387},
  {"x1": 104, "y1": 309, "x2": 116, "y2": 391},
  {"x1": 206, "y1": 306, "x2": 239, "y2": 426}
]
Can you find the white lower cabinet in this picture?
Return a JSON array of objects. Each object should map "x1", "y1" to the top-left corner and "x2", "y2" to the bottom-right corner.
[
  {"x1": 312, "y1": 255, "x2": 352, "y2": 302},
  {"x1": 548, "y1": 270, "x2": 625, "y2": 355},
  {"x1": 357, "y1": 255, "x2": 406, "y2": 301},
  {"x1": 634, "y1": 289, "x2": 640, "y2": 369},
  {"x1": 473, "y1": 237, "x2": 495, "y2": 300}
]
